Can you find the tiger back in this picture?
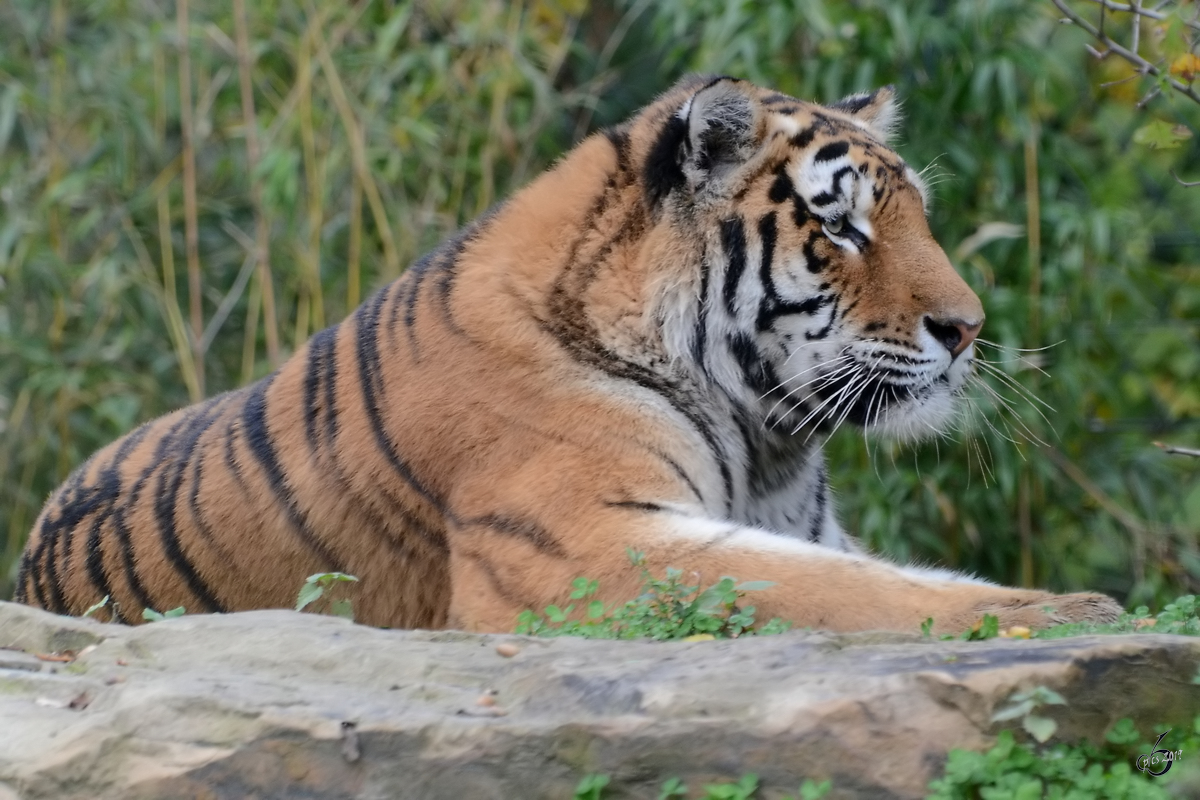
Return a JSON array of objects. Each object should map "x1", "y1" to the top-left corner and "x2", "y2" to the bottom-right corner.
[{"x1": 16, "y1": 76, "x2": 1121, "y2": 633}]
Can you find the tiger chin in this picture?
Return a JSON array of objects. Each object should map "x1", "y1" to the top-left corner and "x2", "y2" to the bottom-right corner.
[{"x1": 15, "y1": 75, "x2": 1121, "y2": 635}]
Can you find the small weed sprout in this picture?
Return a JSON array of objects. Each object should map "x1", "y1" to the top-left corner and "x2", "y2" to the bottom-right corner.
[
  {"x1": 517, "y1": 549, "x2": 789, "y2": 640},
  {"x1": 142, "y1": 606, "x2": 186, "y2": 622},
  {"x1": 991, "y1": 685, "x2": 1068, "y2": 743},
  {"x1": 296, "y1": 572, "x2": 359, "y2": 620},
  {"x1": 81, "y1": 595, "x2": 110, "y2": 619}
]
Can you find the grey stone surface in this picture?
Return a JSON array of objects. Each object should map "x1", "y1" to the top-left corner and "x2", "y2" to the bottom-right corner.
[{"x1": 0, "y1": 600, "x2": 1198, "y2": 799}]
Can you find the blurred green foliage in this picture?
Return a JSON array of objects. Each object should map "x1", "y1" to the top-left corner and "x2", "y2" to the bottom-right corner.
[{"x1": 1, "y1": 0, "x2": 1197, "y2": 607}]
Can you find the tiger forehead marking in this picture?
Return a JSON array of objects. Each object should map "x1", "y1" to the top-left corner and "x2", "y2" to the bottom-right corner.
[{"x1": 17, "y1": 74, "x2": 1120, "y2": 640}]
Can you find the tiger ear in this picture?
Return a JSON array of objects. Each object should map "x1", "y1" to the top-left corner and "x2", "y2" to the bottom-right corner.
[
  {"x1": 830, "y1": 86, "x2": 901, "y2": 141},
  {"x1": 681, "y1": 78, "x2": 760, "y2": 190}
]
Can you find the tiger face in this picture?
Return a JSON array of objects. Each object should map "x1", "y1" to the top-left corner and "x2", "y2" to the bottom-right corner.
[{"x1": 642, "y1": 77, "x2": 984, "y2": 443}]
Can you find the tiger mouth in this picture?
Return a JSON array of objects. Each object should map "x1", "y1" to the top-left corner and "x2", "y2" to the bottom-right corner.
[{"x1": 801, "y1": 365, "x2": 956, "y2": 430}]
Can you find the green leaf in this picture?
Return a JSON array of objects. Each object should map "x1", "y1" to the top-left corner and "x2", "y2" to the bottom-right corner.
[
  {"x1": 735, "y1": 580, "x2": 775, "y2": 592},
  {"x1": 82, "y1": 595, "x2": 110, "y2": 619},
  {"x1": 573, "y1": 773, "x2": 610, "y2": 800},
  {"x1": 921, "y1": 617, "x2": 934, "y2": 637},
  {"x1": 657, "y1": 777, "x2": 688, "y2": 799},
  {"x1": 1132, "y1": 120, "x2": 1193, "y2": 150},
  {"x1": 295, "y1": 582, "x2": 325, "y2": 612},
  {"x1": 1023, "y1": 713, "x2": 1057, "y2": 743},
  {"x1": 330, "y1": 599, "x2": 354, "y2": 620},
  {"x1": 142, "y1": 608, "x2": 164, "y2": 622},
  {"x1": 1106, "y1": 718, "x2": 1142, "y2": 745},
  {"x1": 799, "y1": 778, "x2": 832, "y2": 800},
  {"x1": 162, "y1": 606, "x2": 186, "y2": 619},
  {"x1": 992, "y1": 699, "x2": 1036, "y2": 722}
]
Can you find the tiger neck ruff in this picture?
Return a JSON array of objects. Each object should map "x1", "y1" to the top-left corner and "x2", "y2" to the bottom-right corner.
[{"x1": 17, "y1": 76, "x2": 1120, "y2": 634}]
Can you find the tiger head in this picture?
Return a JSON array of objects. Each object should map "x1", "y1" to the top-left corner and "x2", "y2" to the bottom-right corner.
[{"x1": 634, "y1": 76, "x2": 984, "y2": 442}]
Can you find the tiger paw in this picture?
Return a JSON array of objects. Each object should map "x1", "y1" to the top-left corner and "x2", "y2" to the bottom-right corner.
[{"x1": 974, "y1": 591, "x2": 1123, "y2": 631}]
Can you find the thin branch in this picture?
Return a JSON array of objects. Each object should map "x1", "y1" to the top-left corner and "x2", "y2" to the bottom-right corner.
[
  {"x1": 1170, "y1": 169, "x2": 1200, "y2": 186},
  {"x1": 1085, "y1": 0, "x2": 1200, "y2": 31},
  {"x1": 1043, "y1": 446, "x2": 1153, "y2": 538},
  {"x1": 1052, "y1": 0, "x2": 1200, "y2": 105},
  {"x1": 1154, "y1": 441, "x2": 1200, "y2": 457}
]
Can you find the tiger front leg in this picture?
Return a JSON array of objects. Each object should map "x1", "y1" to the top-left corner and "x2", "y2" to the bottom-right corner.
[{"x1": 444, "y1": 505, "x2": 1122, "y2": 635}]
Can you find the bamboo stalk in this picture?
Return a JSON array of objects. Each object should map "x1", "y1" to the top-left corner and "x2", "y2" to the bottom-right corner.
[
  {"x1": 48, "y1": 0, "x2": 66, "y2": 263},
  {"x1": 233, "y1": 0, "x2": 281, "y2": 369},
  {"x1": 347, "y1": 171, "x2": 362, "y2": 310},
  {"x1": 1024, "y1": 121, "x2": 1041, "y2": 343},
  {"x1": 242, "y1": 269, "x2": 263, "y2": 385},
  {"x1": 155, "y1": 195, "x2": 202, "y2": 402},
  {"x1": 176, "y1": 0, "x2": 205, "y2": 396},
  {"x1": 314, "y1": 26, "x2": 402, "y2": 279},
  {"x1": 1, "y1": 387, "x2": 32, "y2": 569},
  {"x1": 299, "y1": 18, "x2": 326, "y2": 334}
]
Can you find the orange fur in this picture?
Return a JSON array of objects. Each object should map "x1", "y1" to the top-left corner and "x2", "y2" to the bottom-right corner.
[{"x1": 16, "y1": 77, "x2": 1120, "y2": 633}]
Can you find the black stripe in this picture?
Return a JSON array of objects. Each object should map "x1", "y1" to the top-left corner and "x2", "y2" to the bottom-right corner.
[
  {"x1": 810, "y1": 191, "x2": 836, "y2": 208},
  {"x1": 12, "y1": 554, "x2": 29, "y2": 602},
  {"x1": 354, "y1": 286, "x2": 446, "y2": 514},
  {"x1": 809, "y1": 470, "x2": 827, "y2": 541},
  {"x1": 802, "y1": 230, "x2": 830, "y2": 274},
  {"x1": 654, "y1": 449, "x2": 704, "y2": 504},
  {"x1": 720, "y1": 217, "x2": 748, "y2": 316},
  {"x1": 806, "y1": 296, "x2": 840, "y2": 341},
  {"x1": 730, "y1": 332, "x2": 778, "y2": 396},
  {"x1": 830, "y1": 90, "x2": 876, "y2": 115},
  {"x1": 152, "y1": 399, "x2": 228, "y2": 613},
  {"x1": 467, "y1": 514, "x2": 566, "y2": 557},
  {"x1": 322, "y1": 330, "x2": 340, "y2": 447},
  {"x1": 605, "y1": 500, "x2": 668, "y2": 513},
  {"x1": 42, "y1": 512, "x2": 70, "y2": 614},
  {"x1": 303, "y1": 326, "x2": 337, "y2": 451},
  {"x1": 789, "y1": 127, "x2": 816, "y2": 150},
  {"x1": 242, "y1": 375, "x2": 345, "y2": 571},
  {"x1": 83, "y1": 424, "x2": 153, "y2": 621},
  {"x1": 223, "y1": 416, "x2": 250, "y2": 495},
  {"x1": 830, "y1": 165, "x2": 854, "y2": 188},
  {"x1": 692, "y1": 254, "x2": 710, "y2": 366},
  {"x1": 604, "y1": 126, "x2": 631, "y2": 174},
  {"x1": 792, "y1": 192, "x2": 812, "y2": 228},
  {"x1": 768, "y1": 165, "x2": 793, "y2": 204},
  {"x1": 813, "y1": 141, "x2": 850, "y2": 163},
  {"x1": 643, "y1": 113, "x2": 689, "y2": 210}
]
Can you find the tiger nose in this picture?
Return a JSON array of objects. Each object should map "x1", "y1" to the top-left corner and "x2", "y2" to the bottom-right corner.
[{"x1": 923, "y1": 316, "x2": 982, "y2": 358}]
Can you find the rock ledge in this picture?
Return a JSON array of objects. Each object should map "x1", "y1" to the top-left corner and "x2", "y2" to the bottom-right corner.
[{"x1": 1, "y1": 601, "x2": 1198, "y2": 799}]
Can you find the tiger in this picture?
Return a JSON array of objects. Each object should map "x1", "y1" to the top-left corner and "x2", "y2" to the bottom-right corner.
[{"x1": 15, "y1": 75, "x2": 1122, "y2": 634}]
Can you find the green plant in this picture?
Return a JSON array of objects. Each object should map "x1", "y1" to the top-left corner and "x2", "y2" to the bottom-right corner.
[
  {"x1": 516, "y1": 550, "x2": 789, "y2": 640},
  {"x1": 928, "y1": 715, "x2": 1200, "y2": 799},
  {"x1": 991, "y1": 685, "x2": 1068, "y2": 743},
  {"x1": 295, "y1": 571, "x2": 358, "y2": 620},
  {"x1": 961, "y1": 613, "x2": 1002, "y2": 641},
  {"x1": 573, "y1": 773, "x2": 610, "y2": 800},
  {"x1": 81, "y1": 595, "x2": 109, "y2": 619},
  {"x1": 142, "y1": 606, "x2": 186, "y2": 622},
  {"x1": 572, "y1": 773, "x2": 831, "y2": 800}
]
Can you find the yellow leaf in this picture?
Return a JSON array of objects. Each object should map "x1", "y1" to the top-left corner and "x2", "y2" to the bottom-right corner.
[
  {"x1": 682, "y1": 634, "x2": 716, "y2": 642},
  {"x1": 1170, "y1": 52, "x2": 1200, "y2": 81}
]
